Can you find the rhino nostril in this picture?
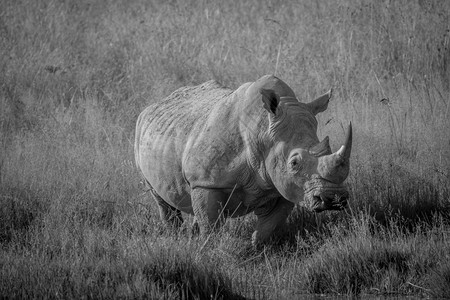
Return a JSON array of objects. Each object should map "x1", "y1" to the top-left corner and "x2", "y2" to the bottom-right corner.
[{"x1": 312, "y1": 196, "x2": 325, "y2": 212}]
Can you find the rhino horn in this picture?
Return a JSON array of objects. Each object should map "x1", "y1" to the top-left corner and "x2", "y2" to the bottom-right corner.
[
  {"x1": 317, "y1": 122, "x2": 352, "y2": 184},
  {"x1": 309, "y1": 136, "x2": 332, "y2": 157},
  {"x1": 336, "y1": 122, "x2": 352, "y2": 160}
]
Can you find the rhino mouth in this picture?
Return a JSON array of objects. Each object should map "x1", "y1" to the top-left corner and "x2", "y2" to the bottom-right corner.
[
  {"x1": 304, "y1": 177, "x2": 349, "y2": 212},
  {"x1": 311, "y1": 191, "x2": 348, "y2": 212}
]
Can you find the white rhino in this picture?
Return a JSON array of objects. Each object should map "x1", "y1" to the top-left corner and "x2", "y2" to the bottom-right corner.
[{"x1": 135, "y1": 75, "x2": 352, "y2": 246}]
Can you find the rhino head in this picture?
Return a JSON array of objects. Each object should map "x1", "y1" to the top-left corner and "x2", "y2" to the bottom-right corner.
[{"x1": 260, "y1": 88, "x2": 351, "y2": 212}]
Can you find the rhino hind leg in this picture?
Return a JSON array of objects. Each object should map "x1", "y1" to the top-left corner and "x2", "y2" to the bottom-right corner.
[
  {"x1": 252, "y1": 198, "x2": 294, "y2": 247},
  {"x1": 149, "y1": 189, "x2": 183, "y2": 228}
]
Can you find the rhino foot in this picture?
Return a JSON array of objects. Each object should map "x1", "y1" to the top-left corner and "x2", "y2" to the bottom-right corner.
[{"x1": 252, "y1": 197, "x2": 294, "y2": 247}]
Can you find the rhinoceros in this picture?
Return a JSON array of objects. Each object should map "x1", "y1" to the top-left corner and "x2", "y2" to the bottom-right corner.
[{"x1": 135, "y1": 75, "x2": 352, "y2": 246}]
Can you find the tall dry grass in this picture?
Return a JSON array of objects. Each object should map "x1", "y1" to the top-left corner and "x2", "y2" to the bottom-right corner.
[{"x1": 1, "y1": 0, "x2": 449, "y2": 298}]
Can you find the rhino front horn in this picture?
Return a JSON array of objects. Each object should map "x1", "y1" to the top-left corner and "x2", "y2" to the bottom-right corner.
[
  {"x1": 336, "y1": 122, "x2": 352, "y2": 160},
  {"x1": 317, "y1": 122, "x2": 352, "y2": 184}
]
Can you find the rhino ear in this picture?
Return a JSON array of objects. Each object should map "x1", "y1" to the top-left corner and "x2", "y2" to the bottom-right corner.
[
  {"x1": 260, "y1": 88, "x2": 280, "y2": 115},
  {"x1": 306, "y1": 89, "x2": 332, "y2": 115}
]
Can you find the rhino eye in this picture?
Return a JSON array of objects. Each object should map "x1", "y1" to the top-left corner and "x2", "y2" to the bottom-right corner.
[{"x1": 289, "y1": 158, "x2": 302, "y2": 172}]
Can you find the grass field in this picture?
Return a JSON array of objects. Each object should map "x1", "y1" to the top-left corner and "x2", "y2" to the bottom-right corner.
[{"x1": 1, "y1": 0, "x2": 449, "y2": 298}]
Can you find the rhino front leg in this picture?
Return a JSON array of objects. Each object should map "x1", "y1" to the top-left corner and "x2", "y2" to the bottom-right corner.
[
  {"x1": 149, "y1": 189, "x2": 183, "y2": 228},
  {"x1": 191, "y1": 188, "x2": 228, "y2": 234},
  {"x1": 252, "y1": 197, "x2": 294, "y2": 247}
]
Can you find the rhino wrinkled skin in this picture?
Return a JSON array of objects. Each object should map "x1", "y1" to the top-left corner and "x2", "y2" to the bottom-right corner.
[{"x1": 135, "y1": 75, "x2": 352, "y2": 246}]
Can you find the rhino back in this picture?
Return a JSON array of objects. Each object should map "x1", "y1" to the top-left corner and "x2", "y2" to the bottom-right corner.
[{"x1": 135, "y1": 81, "x2": 235, "y2": 210}]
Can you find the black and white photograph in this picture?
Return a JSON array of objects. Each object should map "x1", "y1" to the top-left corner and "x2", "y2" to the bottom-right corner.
[{"x1": 1, "y1": 0, "x2": 449, "y2": 298}]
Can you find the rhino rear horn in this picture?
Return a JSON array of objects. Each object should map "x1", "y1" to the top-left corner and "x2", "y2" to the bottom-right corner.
[{"x1": 310, "y1": 136, "x2": 332, "y2": 157}]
